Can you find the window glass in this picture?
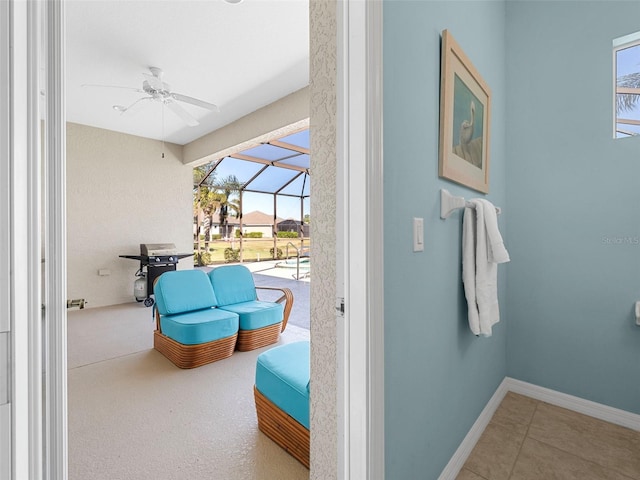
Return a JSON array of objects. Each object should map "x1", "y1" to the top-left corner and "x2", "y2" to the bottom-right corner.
[{"x1": 614, "y1": 33, "x2": 640, "y2": 138}]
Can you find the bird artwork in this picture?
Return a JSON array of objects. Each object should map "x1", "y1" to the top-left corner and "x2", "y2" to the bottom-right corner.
[
  {"x1": 453, "y1": 99, "x2": 483, "y2": 168},
  {"x1": 459, "y1": 101, "x2": 475, "y2": 145}
]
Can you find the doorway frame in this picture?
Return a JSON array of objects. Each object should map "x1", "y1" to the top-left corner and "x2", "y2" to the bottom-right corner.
[
  {"x1": 4, "y1": 1, "x2": 47, "y2": 478},
  {"x1": 336, "y1": 0, "x2": 384, "y2": 478},
  {"x1": 29, "y1": 0, "x2": 385, "y2": 478}
]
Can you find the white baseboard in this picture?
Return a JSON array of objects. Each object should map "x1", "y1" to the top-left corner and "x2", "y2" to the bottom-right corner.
[
  {"x1": 504, "y1": 377, "x2": 640, "y2": 432},
  {"x1": 438, "y1": 377, "x2": 640, "y2": 480},
  {"x1": 437, "y1": 378, "x2": 510, "y2": 480}
]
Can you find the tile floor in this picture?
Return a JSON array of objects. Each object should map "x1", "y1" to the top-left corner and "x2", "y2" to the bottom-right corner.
[{"x1": 457, "y1": 392, "x2": 640, "y2": 480}]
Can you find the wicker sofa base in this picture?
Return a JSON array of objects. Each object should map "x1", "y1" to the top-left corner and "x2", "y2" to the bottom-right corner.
[
  {"x1": 153, "y1": 331, "x2": 237, "y2": 369},
  {"x1": 236, "y1": 322, "x2": 283, "y2": 352},
  {"x1": 254, "y1": 386, "x2": 309, "y2": 468}
]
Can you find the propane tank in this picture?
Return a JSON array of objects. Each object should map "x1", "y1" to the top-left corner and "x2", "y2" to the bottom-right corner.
[{"x1": 134, "y1": 276, "x2": 147, "y2": 302}]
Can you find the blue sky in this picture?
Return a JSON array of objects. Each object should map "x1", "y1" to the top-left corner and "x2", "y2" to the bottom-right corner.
[
  {"x1": 242, "y1": 191, "x2": 309, "y2": 220},
  {"x1": 200, "y1": 130, "x2": 311, "y2": 220},
  {"x1": 207, "y1": 157, "x2": 310, "y2": 220}
]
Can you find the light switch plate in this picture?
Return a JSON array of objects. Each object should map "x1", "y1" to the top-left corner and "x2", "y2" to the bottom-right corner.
[{"x1": 413, "y1": 217, "x2": 424, "y2": 252}]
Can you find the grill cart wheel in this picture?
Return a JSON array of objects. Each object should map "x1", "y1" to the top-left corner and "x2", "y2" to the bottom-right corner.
[{"x1": 143, "y1": 297, "x2": 155, "y2": 307}]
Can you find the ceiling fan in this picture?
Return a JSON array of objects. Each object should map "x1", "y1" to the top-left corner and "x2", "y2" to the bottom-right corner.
[{"x1": 83, "y1": 67, "x2": 219, "y2": 127}]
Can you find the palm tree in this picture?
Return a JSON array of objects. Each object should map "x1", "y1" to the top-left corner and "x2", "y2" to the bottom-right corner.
[
  {"x1": 192, "y1": 168, "x2": 242, "y2": 266},
  {"x1": 616, "y1": 72, "x2": 640, "y2": 114},
  {"x1": 193, "y1": 164, "x2": 222, "y2": 252},
  {"x1": 214, "y1": 175, "x2": 242, "y2": 239}
]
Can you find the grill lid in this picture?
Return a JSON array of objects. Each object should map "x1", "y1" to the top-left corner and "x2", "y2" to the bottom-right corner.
[{"x1": 140, "y1": 243, "x2": 177, "y2": 256}]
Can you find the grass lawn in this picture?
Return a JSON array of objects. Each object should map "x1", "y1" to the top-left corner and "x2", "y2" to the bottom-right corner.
[{"x1": 194, "y1": 237, "x2": 311, "y2": 265}]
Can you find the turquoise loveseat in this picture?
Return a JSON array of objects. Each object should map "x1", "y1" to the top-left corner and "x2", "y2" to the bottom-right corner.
[{"x1": 153, "y1": 266, "x2": 294, "y2": 368}]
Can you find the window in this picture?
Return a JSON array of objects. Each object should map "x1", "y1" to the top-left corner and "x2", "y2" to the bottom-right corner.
[{"x1": 614, "y1": 32, "x2": 640, "y2": 138}]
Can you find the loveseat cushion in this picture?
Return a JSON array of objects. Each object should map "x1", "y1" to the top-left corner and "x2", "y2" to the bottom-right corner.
[
  {"x1": 155, "y1": 269, "x2": 218, "y2": 315},
  {"x1": 208, "y1": 265, "x2": 257, "y2": 306},
  {"x1": 218, "y1": 300, "x2": 284, "y2": 330},
  {"x1": 255, "y1": 341, "x2": 310, "y2": 429},
  {"x1": 160, "y1": 308, "x2": 239, "y2": 345}
]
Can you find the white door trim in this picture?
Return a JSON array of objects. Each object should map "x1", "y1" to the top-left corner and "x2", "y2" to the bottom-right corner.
[
  {"x1": 1, "y1": 1, "x2": 12, "y2": 478},
  {"x1": 26, "y1": 2, "x2": 44, "y2": 478},
  {"x1": 337, "y1": 1, "x2": 384, "y2": 478},
  {"x1": 10, "y1": 2, "x2": 32, "y2": 479},
  {"x1": 7, "y1": 0, "x2": 45, "y2": 478},
  {"x1": 43, "y1": 1, "x2": 69, "y2": 479}
]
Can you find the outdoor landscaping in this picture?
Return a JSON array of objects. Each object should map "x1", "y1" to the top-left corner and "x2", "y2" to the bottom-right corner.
[
  {"x1": 194, "y1": 236, "x2": 311, "y2": 266},
  {"x1": 192, "y1": 132, "x2": 310, "y2": 267}
]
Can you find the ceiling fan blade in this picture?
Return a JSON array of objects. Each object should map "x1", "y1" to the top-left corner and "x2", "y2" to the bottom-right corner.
[
  {"x1": 165, "y1": 100, "x2": 199, "y2": 127},
  {"x1": 118, "y1": 97, "x2": 152, "y2": 115},
  {"x1": 82, "y1": 83, "x2": 144, "y2": 93},
  {"x1": 171, "y1": 92, "x2": 219, "y2": 112}
]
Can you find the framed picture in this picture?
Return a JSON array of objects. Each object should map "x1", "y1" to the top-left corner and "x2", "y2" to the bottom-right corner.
[{"x1": 438, "y1": 30, "x2": 492, "y2": 193}]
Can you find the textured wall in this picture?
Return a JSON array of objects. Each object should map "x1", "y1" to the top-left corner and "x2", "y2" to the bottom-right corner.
[
  {"x1": 309, "y1": 0, "x2": 337, "y2": 478},
  {"x1": 505, "y1": 1, "x2": 640, "y2": 414},
  {"x1": 384, "y1": 2, "x2": 508, "y2": 478},
  {"x1": 66, "y1": 123, "x2": 192, "y2": 308}
]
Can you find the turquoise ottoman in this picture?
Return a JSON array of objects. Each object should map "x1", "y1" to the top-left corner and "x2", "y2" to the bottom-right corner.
[{"x1": 254, "y1": 341, "x2": 310, "y2": 467}]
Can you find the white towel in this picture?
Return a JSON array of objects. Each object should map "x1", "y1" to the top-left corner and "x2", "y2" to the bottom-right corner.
[
  {"x1": 462, "y1": 199, "x2": 509, "y2": 337},
  {"x1": 476, "y1": 199, "x2": 510, "y2": 264}
]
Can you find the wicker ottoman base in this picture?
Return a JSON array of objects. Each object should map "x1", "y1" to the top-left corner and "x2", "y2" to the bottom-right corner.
[
  {"x1": 236, "y1": 322, "x2": 283, "y2": 352},
  {"x1": 153, "y1": 331, "x2": 237, "y2": 369},
  {"x1": 254, "y1": 386, "x2": 309, "y2": 468}
]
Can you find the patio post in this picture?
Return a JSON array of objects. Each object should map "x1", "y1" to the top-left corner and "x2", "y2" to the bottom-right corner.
[
  {"x1": 272, "y1": 193, "x2": 278, "y2": 260},
  {"x1": 239, "y1": 191, "x2": 244, "y2": 262},
  {"x1": 300, "y1": 194, "x2": 305, "y2": 252}
]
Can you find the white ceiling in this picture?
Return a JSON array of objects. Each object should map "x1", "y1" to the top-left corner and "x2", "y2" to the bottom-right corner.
[{"x1": 65, "y1": 0, "x2": 309, "y2": 146}]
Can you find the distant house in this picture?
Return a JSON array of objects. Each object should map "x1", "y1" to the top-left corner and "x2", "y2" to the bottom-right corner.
[
  {"x1": 277, "y1": 218, "x2": 310, "y2": 237},
  {"x1": 200, "y1": 210, "x2": 307, "y2": 239},
  {"x1": 205, "y1": 210, "x2": 282, "y2": 238}
]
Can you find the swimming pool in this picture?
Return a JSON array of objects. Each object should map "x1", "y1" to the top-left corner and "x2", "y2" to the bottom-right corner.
[{"x1": 276, "y1": 257, "x2": 310, "y2": 269}]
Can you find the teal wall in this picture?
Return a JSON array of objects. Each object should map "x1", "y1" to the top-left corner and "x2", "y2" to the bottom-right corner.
[
  {"x1": 505, "y1": 1, "x2": 640, "y2": 413},
  {"x1": 384, "y1": 1, "x2": 640, "y2": 478},
  {"x1": 384, "y1": 2, "x2": 508, "y2": 478}
]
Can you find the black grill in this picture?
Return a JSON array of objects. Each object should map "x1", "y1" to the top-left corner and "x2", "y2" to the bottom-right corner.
[{"x1": 119, "y1": 244, "x2": 191, "y2": 307}]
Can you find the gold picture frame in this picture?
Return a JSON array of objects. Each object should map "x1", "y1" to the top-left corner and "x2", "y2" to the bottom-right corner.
[{"x1": 438, "y1": 30, "x2": 492, "y2": 194}]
